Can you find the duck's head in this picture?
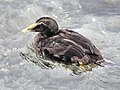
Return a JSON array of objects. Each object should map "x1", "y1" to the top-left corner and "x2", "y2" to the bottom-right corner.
[{"x1": 21, "y1": 17, "x2": 59, "y2": 37}]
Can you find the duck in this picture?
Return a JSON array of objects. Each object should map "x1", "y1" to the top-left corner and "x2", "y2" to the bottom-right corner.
[{"x1": 21, "y1": 17, "x2": 104, "y2": 66}]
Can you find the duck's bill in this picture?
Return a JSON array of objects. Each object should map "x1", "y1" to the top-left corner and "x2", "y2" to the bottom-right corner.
[
  {"x1": 21, "y1": 23, "x2": 38, "y2": 32},
  {"x1": 21, "y1": 28, "x2": 29, "y2": 32}
]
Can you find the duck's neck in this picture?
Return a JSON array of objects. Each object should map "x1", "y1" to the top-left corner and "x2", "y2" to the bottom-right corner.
[{"x1": 41, "y1": 29, "x2": 60, "y2": 38}]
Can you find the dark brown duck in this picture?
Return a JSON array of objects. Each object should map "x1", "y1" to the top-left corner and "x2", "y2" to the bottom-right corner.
[{"x1": 22, "y1": 17, "x2": 104, "y2": 65}]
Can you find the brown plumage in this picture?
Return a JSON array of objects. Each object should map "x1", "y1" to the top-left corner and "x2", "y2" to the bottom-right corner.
[{"x1": 22, "y1": 17, "x2": 104, "y2": 65}]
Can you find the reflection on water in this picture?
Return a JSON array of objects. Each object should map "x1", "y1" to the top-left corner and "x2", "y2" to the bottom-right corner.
[{"x1": 20, "y1": 44, "x2": 100, "y2": 75}]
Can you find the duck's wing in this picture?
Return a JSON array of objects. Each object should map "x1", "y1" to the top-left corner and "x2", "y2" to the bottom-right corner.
[
  {"x1": 59, "y1": 29, "x2": 101, "y2": 56},
  {"x1": 42, "y1": 36, "x2": 89, "y2": 62}
]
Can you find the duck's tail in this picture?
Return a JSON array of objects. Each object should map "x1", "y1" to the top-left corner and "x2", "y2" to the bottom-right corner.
[
  {"x1": 104, "y1": 58, "x2": 115, "y2": 64},
  {"x1": 103, "y1": 58, "x2": 116, "y2": 67},
  {"x1": 96, "y1": 58, "x2": 116, "y2": 67}
]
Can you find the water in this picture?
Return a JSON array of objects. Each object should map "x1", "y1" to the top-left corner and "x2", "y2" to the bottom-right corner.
[{"x1": 0, "y1": 0, "x2": 120, "y2": 90}]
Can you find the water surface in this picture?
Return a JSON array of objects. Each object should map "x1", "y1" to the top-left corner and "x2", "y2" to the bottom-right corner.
[{"x1": 0, "y1": 0, "x2": 120, "y2": 90}]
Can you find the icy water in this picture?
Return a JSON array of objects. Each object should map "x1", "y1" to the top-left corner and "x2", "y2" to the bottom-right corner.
[{"x1": 0, "y1": 0, "x2": 120, "y2": 90}]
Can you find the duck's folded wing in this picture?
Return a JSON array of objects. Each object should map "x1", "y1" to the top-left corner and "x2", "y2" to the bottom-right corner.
[
  {"x1": 60, "y1": 29, "x2": 101, "y2": 56},
  {"x1": 43, "y1": 38, "x2": 86, "y2": 59}
]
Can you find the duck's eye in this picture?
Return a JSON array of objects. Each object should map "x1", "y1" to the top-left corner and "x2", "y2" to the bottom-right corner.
[
  {"x1": 34, "y1": 24, "x2": 44, "y2": 29},
  {"x1": 33, "y1": 24, "x2": 45, "y2": 32},
  {"x1": 45, "y1": 21, "x2": 50, "y2": 25}
]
